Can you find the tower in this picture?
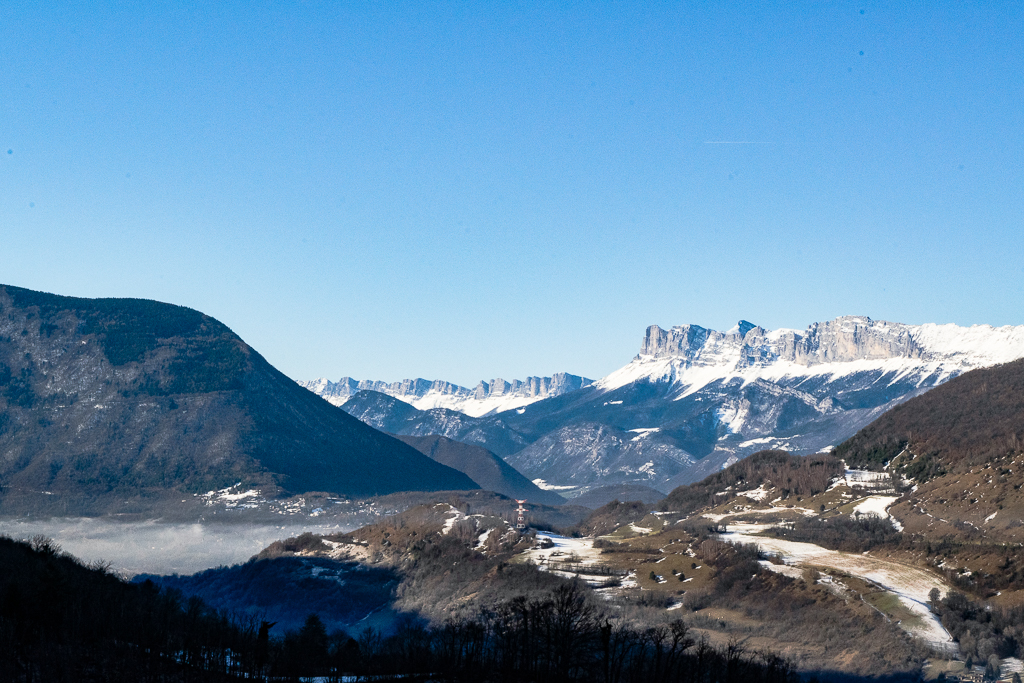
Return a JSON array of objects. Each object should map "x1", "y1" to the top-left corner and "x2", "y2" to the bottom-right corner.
[{"x1": 515, "y1": 499, "x2": 527, "y2": 530}]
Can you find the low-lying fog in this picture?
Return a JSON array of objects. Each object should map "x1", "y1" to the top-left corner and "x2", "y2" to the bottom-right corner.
[{"x1": 0, "y1": 518, "x2": 355, "y2": 576}]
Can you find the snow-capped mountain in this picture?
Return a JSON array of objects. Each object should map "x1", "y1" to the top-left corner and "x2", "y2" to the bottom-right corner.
[
  {"x1": 300, "y1": 373, "x2": 593, "y2": 418},
  {"x1": 323, "y1": 316, "x2": 1024, "y2": 497},
  {"x1": 601, "y1": 316, "x2": 1024, "y2": 396}
]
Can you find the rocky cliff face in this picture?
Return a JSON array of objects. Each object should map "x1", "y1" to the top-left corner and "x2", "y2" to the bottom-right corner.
[
  {"x1": 301, "y1": 372, "x2": 593, "y2": 417},
  {"x1": 641, "y1": 317, "x2": 931, "y2": 367}
]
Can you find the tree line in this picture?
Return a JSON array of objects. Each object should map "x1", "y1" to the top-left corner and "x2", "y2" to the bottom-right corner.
[
  {"x1": 932, "y1": 589, "x2": 1024, "y2": 678},
  {"x1": 323, "y1": 580, "x2": 796, "y2": 683}
]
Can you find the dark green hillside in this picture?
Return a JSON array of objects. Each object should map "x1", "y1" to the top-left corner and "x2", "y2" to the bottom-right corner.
[
  {"x1": 0, "y1": 284, "x2": 476, "y2": 513},
  {"x1": 835, "y1": 358, "x2": 1024, "y2": 480}
]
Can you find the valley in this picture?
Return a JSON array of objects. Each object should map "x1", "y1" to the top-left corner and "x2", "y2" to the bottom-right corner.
[{"x1": 510, "y1": 481, "x2": 956, "y2": 651}]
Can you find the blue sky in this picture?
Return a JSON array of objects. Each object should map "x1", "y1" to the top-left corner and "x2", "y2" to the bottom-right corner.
[{"x1": 2, "y1": 2, "x2": 1022, "y2": 386}]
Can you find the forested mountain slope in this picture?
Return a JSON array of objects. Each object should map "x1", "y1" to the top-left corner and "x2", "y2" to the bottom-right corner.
[
  {"x1": 0, "y1": 285, "x2": 475, "y2": 515},
  {"x1": 835, "y1": 358, "x2": 1024, "y2": 543}
]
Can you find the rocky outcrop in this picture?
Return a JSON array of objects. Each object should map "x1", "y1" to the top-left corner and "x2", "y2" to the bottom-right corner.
[{"x1": 640, "y1": 317, "x2": 929, "y2": 368}]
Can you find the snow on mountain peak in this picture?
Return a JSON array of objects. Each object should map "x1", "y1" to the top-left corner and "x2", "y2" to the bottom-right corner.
[{"x1": 597, "y1": 316, "x2": 1024, "y2": 394}]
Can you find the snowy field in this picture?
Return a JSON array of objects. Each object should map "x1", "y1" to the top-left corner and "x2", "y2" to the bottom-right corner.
[
  {"x1": 520, "y1": 533, "x2": 603, "y2": 566},
  {"x1": 721, "y1": 523, "x2": 954, "y2": 647},
  {"x1": 518, "y1": 533, "x2": 613, "y2": 584},
  {"x1": 0, "y1": 518, "x2": 355, "y2": 576}
]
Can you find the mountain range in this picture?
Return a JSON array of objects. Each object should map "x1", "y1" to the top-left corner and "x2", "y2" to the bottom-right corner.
[
  {"x1": 316, "y1": 316, "x2": 1024, "y2": 496},
  {"x1": 300, "y1": 373, "x2": 593, "y2": 417}
]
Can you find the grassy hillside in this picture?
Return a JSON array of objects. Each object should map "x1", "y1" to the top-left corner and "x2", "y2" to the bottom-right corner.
[{"x1": 831, "y1": 359, "x2": 1024, "y2": 545}]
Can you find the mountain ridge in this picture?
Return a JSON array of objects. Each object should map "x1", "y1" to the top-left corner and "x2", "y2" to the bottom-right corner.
[
  {"x1": 602, "y1": 315, "x2": 1024, "y2": 394},
  {"x1": 391, "y1": 433, "x2": 566, "y2": 506},
  {"x1": 333, "y1": 316, "x2": 1024, "y2": 496}
]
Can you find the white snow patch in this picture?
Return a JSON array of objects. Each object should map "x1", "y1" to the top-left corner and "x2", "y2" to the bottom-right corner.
[
  {"x1": 1001, "y1": 658, "x2": 1024, "y2": 678},
  {"x1": 852, "y1": 495, "x2": 899, "y2": 518},
  {"x1": 736, "y1": 485, "x2": 770, "y2": 502},
  {"x1": 219, "y1": 489, "x2": 260, "y2": 502},
  {"x1": 738, "y1": 437, "x2": 777, "y2": 448},
  {"x1": 440, "y1": 505, "x2": 463, "y2": 535},
  {"x1": 532, "y1": 479, "x2": 577, "y2": 491},
  {"x1": 852, "y1": 495, "x2": 903, "y2": 530},
  {"x1": 519, "y1": 534, "x2": 606, "y2": 575},
  {"x1": 715, "y1": 404, "x2": 748, "y2": 434},
  {"x1": 845, "y1": 469, "x2": 890, "y2": 484},
  {"x1": 758, "y1": 560, "x2": 804, "y2": 580}
]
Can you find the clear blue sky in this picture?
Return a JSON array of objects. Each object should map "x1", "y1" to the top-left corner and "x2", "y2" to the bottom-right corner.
[{"x1": 2, "y1": 2, "x2": 1022, "y2": 386}]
